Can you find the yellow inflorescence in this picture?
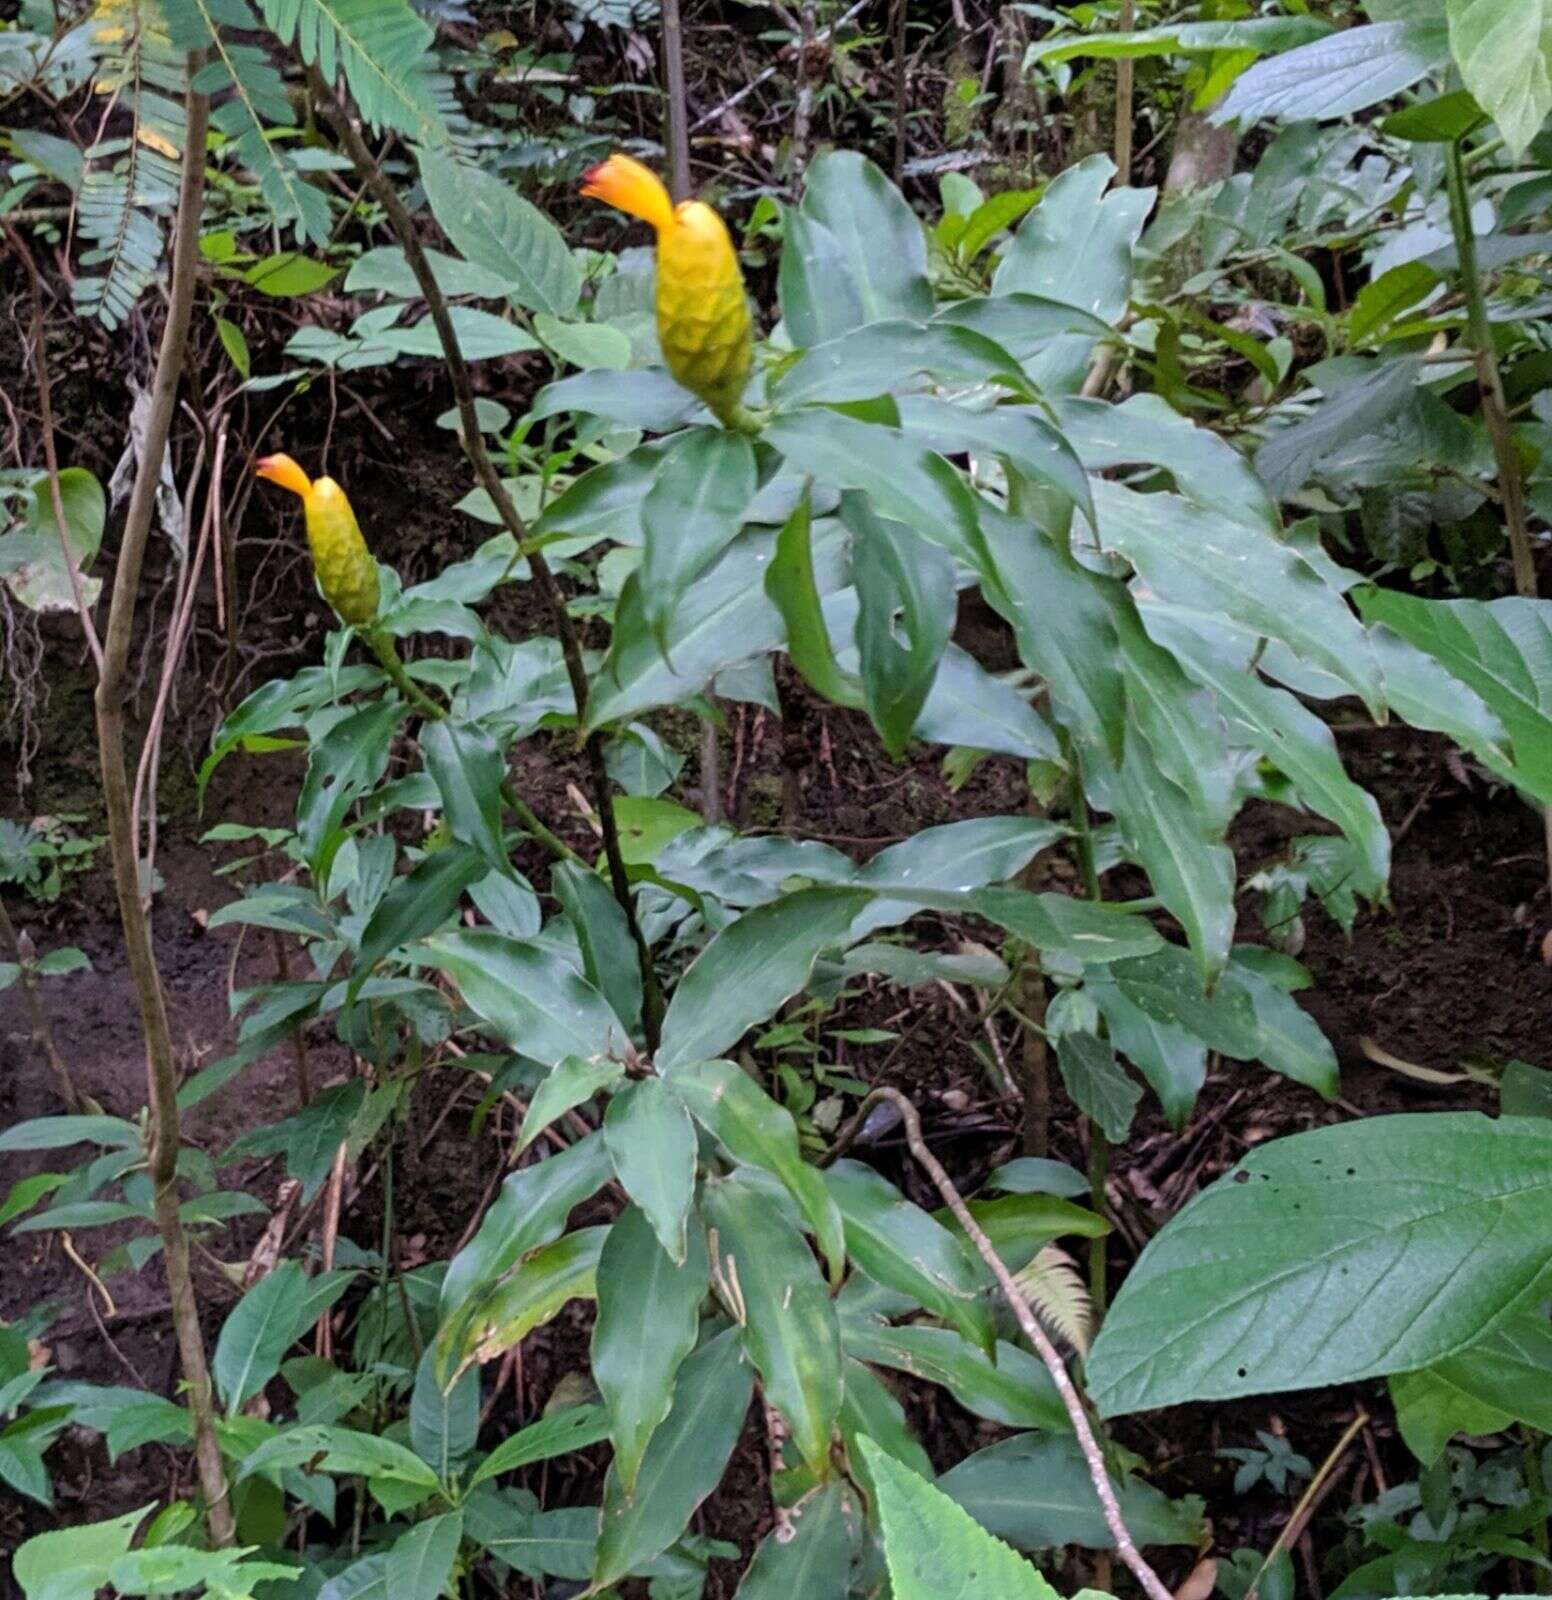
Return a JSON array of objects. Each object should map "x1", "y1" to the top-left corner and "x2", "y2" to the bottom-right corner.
[
  {"x1": 582, "y1": 154, "x2": 753, "y2": 426},
  {"x1": 254, "y1": 454, "x2": 381, "y2": 627}
]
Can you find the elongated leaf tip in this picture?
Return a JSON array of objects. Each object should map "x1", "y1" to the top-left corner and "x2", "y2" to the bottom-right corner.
[
  {"x1": 581, "y1": 152, "x2": 676, "y2": 233},
  {"x1": 254, "y1": 453, "x2": 312, "y2": 500}
]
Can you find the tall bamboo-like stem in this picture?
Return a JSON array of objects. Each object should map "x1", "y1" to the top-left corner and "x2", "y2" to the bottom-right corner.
[
  {"x1": 660, "y1": 0, "x2": 691, "y2": 202},
  {"x1": 310, "y1": 76, "x2": 664, "y2": 1049},
  {"x1": 1112, "y1": 0, "x2": 1135, "y2": 182},
  {"x1": 92, "y1": 64, "x2": 234, "y2": 1546},
  {"x1": 1445, "y1": 136, "x2": 1536, "y2": 600}
]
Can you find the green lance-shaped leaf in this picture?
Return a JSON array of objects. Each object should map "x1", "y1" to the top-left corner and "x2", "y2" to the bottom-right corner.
[
  {"x1": 641, "y1": 428, "x2": 759, "y2": 657},
  {"x1": 441, "y1": 1132, "x2": 613, "y2": 1318},
  {"x1": 1088, "y1": 1113, "x2": 1552, "y2": 1417},
  {"x1": 765, "y1": 489, "x2": 864, "y2": 710},
  {"x1": 845, "y1": 495, "x2": 956, "y2": 761},
  {"x1": 859, "y1": 1436, "x2": 1060, "y2": 1600},
  {"x1": 424, "y1": 928, "x2": 628, "y2": 1068},
  {"x1": 703, "y1": 1172, "x2": 843, "y2": 1478},
  {"x1": 551, "y1": 860, "x2": 644, "y2": 1040},
  {"x1": 735, "y1": 1480, "x2": 855, "y2": 1599},
  {"x1": 657, "y1": 888, "x2": 871, "y2": 1070},
  {"x1": 517, "y1": 1054, "x2": 625, "y2": 1155},
  {"x1": 467, "y1": 1403, "x2": 612, "y2": 1487},
  {"x1": 419, "y1": 149, "x2": 581, "y2": 318},
  {"x1": 594, "y1": 1327, "x2": 754, "y2": 1588},
  {"x1": 824, "y1": 1160, "x2": 993, "y2": 1355},
  {"x1": 421, "y1": 719, "x2": 510, "y2": 876},
  {"x1": 214, "y1": 1263, "x2": 355, "y2": 1412},
  {"x1": 347, "y1": 844, "x2": 485, "y2": 1007},
  {"x1": 592, "y1": 1203, "x2": 710, "y2": 1494},
  {"x1": 603, "y1": 1078, "x2": 698, "y2": 1263},
  {"x1": 667, "y1": 1058, "x2": 847, "y2": 1285},
  {"x1": 446, "y1": 1227, "x2": 606, "y2": 1378}
]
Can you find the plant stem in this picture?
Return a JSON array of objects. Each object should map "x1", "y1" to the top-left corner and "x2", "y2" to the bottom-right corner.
[
  {"x1": 365, "y1": 627, "x2": 448, "y2": 722},
  {"x1": 499, "y1": 781, "x2": 591, "y2": 871},
  {"x1": 660, "y1": 0, "x2": 691, "y2": 202},
  {"x1": 1445, "y1": 136, "x2": 1536, "y2": 600},
  {"x1": 1113, "y1": 0, "x2": 1135, "y2": 183},
  {"x1": 311, "y1": 75, "x2": 663, "y2": 1052},
  {"x1": 855, "y1": 1086, "x2": 1174, "y2": 1600},
  {"x1": 92, "y1": 62, "x2": 234, "y2": 1547}
]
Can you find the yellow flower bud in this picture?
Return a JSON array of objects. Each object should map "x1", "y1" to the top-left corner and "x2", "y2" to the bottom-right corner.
[
  {"x1": 582, "y1": 153, "x2": 753, "y2": 426},
  {"x1": 255, "y1": 453, "x2": 381, "y2": 627}
]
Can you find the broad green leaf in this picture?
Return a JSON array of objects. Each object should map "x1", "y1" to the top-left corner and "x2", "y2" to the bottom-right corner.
[
  {"x1": 1350, "y1": 261, "x2": 1442, "y2": 345},
  {"x1": 1215, "y1": 18, "x2": 1450, "y2": 123},
  {"x1": 297, "y1": 699, "x2": 402, "y2": 878},
  {"x1": 604, "y1": 1079, "x2": 697, "y2": 1262},
  {"x1": 1053, "y1": 392, "x2": 1277, "y2": 534},
  {"x1": 588, "y1": 523, "x2": 851, "y2": 728},
  {"x1": 863, "y1": 1436, "x2": 1059, "y2": 1600},
  {"x1": 932, "y1": 293, "x2": 1114, "y2": 371},
  {"x1": 537, "y1": 313, "x2": 633, "y2": 371},
  {"x1": 766, "y1": 490, "x2": 865, "y2": 709},
  {"x1": 839, "y1": 1357, "x2": 934, "y2": 1494},
  {"x1": 780, "y1": 206, "x2": 866, "y2": 350},
  {"x1": 441, "y1": 1133, "x2": 613, "y2": 1317},
  {"x1": 1100, "y1": 946, "x2": 1262, "y2": 1059},
  {"x1": 345, "y1": 244, "x2": 512, "y2": 300},
  {"x1": 981, "y1": 507, "x2": 1126, "y2": 762},
  {"x1": 735, "y1": 1480, "x2": 854, "y2": 1598},
  {"x1": 594, "y1": 1328, "x2": 754, "y2": 1588},
  {"x1": 551, "y1": 861, "x2": 644, "y2": 1038},
  {"x1": 468, "y1": 1403, "x2": 612, "y2": 1486},
  {"x1": 841, "y1": 1322, "x2": 1067, "y2": 1431},
  {"x1": 0, "y1": 1114, "x2": 139, "y2": 1153},
  {"x1": 453, "y1": 1227, "x2": 606, "y2": 1371},
  {"x1": 983, "y1": 1158, "x2": 1090, "y2": 1198},
  {"x1": 667, "y1": 1059, "x2": 847, "y2": 1283},
  {"x1": 530, "y1": 368, "x2": 703, "y2": 430},
  {"x1": 943, "y1": 1191, "x2": 1109, "y2": 1271},
  {"x1": 642, "y1": 429, "x2": 759, "y2": 654},
  {"x1": 1094, "y1": 480, "x2": 1382, "y2": 714},
  {"x1": 1368, "y1": 624, "x2": 1510, "y2": 775},
  {"x1": 0, "y1": 1173, "x2": 69, "y2": 1228},
  {"x1": 1221, "y1": 950, "x2": 1338, "y2": 1097},
  {"x1": 215, "y1": 1264, "x2": 355, "y2": 1412},
  {"x1": 1055, "y1": 1030, "x2": 1141, "y2": 1144},
  {"x1": 244, "y1": 252, "x2": 338, "y2": 297},
  {"x1": 959, "y1": 188, "x2": 1043, "y2": 260},
  {"x1": 937, "y1": 1433, "x2": 1202, "y2": 1550},
  {"x1": 896, "y1": 394, "x2": 1092, "y2": 529},
  {"x1": 1356, "y1": 590, "x2": 1552, "y2": 804},
  {"x1": 592, "y1": 1204, "x2": 709, "y2": 1494},
  {"x1": 794, "y1": 151, "x2": 934, "y2": 333},
  {"x1": 419, "y1": 149, "x2": 580, "y2": 317},
  {"x1": 847, "y1": 496, "x2": 956, "y2": 759},
  {"x1": 465, "y1": 1497, "x2": 598, "y2": 1579},
  {"x1": 318, "y1": 1512, "x2": 462, "y2": 1600},
  {"x1": 13, "y1": 1506, "x2": 149, "y2": 1598},
  {"x1": 1390, "y1": 1308, "x2": 1552, "y2": 1462},
  {"x1": 657, "y1": 888, "x2": 872, "y2": 1069},
  {"x1": 913, "y1": 644, "x2": 1060, "y2": 762},
  {"x1": 1382, "y1": 86, "x2": 1490, "y2": 142},
  {"x1": 1446, "y1": 0, "x2": 1552, "y2": 154},
  {"x1": 765, "y1": 409, "x2": 987, "y2": 574},
  {"x1": 1087, "y1": 979, "x2": 1206, "y2": 1129},
  {"x1": 348, "y1": 844, "x2": 485, "y2": 1006},
  {"x1": 825, "y1": 1160, "x2": 993, "y2": 1354},
  {"x1": 422, "y1": 720, "x2": 510, "y2": 875},
  {"x1": 23, "y1": 465, "x2": 105, "y2": 568},
  {"x1": 1088, "y1": 1114, "x2": 1552, "y2": 1416},
  {"x1": 409, "y1": 1346, "x2": 478, "y2": 1478},
  {"x1": 534, "y1": 440, "x2": 670, "y2": 547},
  {"x1": 1025, "y1": 15, "x2": 1329, "y2": 65},
  {"x1": 774, "y1": 321, "x2": 1031, "y2": 406},
  {"x1": 518, "y1": 1054, "x2": 625, "y2": 1154},
  {"x1": 992, "y1": 155, "x2": 1152, "y2": 393},
  {"x1": 237, "y1": 1424, "x2": 441, "y2": 1488},
  {"x1": 425, "y1": 929, "x2": 627, "y2": 1067},
  {"x1": 224, "y1": 1080, "x2": 367, "y2": 1201},
  {"x1": 1145, "y1": 605, "x2": 1389, "y2": 895},
  {"x1": 613, "y1": 794, "x2": 702, "y2": 867},
  {"x1": 1087, "y1": 725, "x2": 1237, "y2": 981},
  {"x1": 704, "y1": 1174, "x2": 842, "y2": 1476},
  {"x1": 972, "y1": 888, "x2": 1163, "y2": 966}
]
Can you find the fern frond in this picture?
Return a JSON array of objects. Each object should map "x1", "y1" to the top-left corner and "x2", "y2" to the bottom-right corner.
[
  {"x1": 154, "y1": 0, "x2": 332, "y2": 242},
  {"x1": 255, "y1": 0, "x2": 451, "y2": 146},
  {"x1": 1012, "y1": 1243, "x2": 1094, "y2": 1356},
  {"x1": 72, "y1": 0, "x2": 186, "y2": 327}
]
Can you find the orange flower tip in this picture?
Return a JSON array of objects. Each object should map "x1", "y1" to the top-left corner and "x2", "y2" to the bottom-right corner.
[
  {"x1": 580, "y1": 152, "x2": 675, "y2": 233},
  {"x1": 254, "y1": 453, "x2": 312, "y2": 499}
]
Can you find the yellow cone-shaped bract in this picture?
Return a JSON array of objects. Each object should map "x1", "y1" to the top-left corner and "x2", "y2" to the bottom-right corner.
[
  {"x1": 255, "y1": 454, "x2": 380, "y2": 627},
  {"x1": 582, "y1": 154, "x2": 753, "y2": 426}
]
